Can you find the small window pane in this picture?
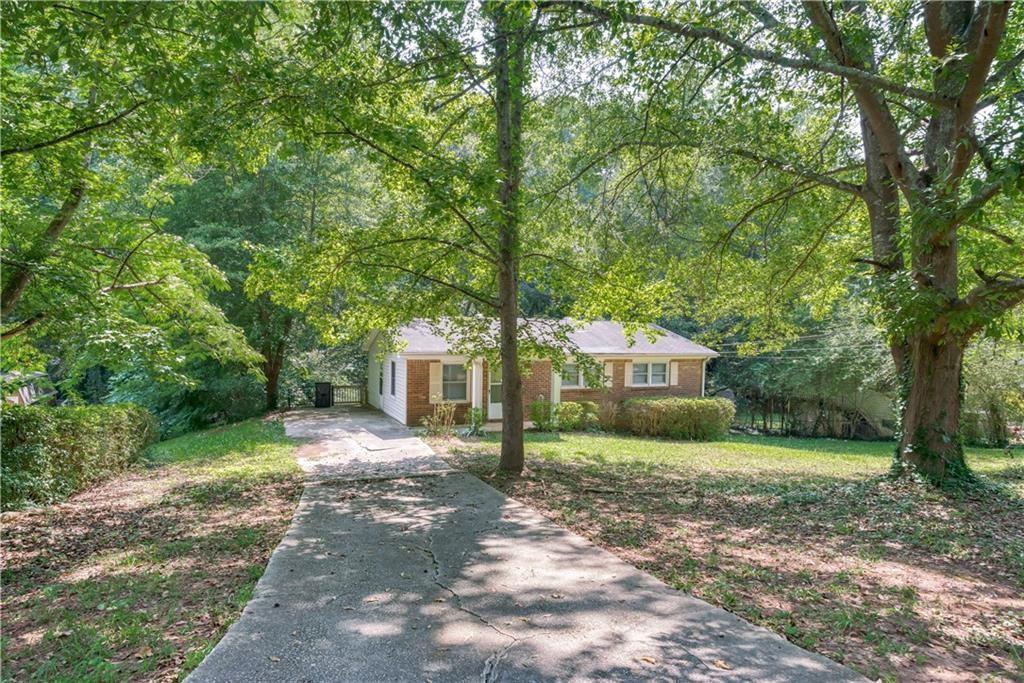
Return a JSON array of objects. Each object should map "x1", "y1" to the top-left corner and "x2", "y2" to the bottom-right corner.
[
  {"x1": 390, "y1": 361, "x2": 396, "y2": 395},
  {"x1": 651, "y1": 363, "x2": 667, "y2": 384},
  {"x1": 561, "y1": 364, "x2": 579, "y2": 387},
  {"x1": 442, "y1": 364, "x2": 467, "y2": 401},
  {"x1": 632, "y1": 362, "x2": 649, "y2": 385}
]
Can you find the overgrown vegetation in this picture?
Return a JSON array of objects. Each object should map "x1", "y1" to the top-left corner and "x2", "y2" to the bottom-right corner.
[
  {"x1": 440, "y1": 432, "x2": 1023, "y2": 680},
  {"x1": 1, "y1": 404, "x2": 157, "y2": 510},
  {"x1": 0, "y1": 418, "x2": 303, "y2": 681}
]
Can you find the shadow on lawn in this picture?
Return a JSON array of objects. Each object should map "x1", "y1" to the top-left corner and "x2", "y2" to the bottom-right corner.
[
  {"x1": 0, "y1": 421, "x2": 303, "y2": 682},
  {"x1": 451, "y1": 450, "x2": 1024, "y2": 680}
]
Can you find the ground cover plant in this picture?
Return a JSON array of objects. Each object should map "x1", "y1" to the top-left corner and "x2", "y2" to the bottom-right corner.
[
  {"x1": 0, "y1": 418, "x2": 303, "y2": 682},
  {"x1": 439, "y1": 432, "x2": 1024, "y2": 681}
]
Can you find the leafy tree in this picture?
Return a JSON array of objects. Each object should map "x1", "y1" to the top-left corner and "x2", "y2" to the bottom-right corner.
[
  {"x1": 545, "y1": 0, "x2": 1024, "y2": 483},
  {"x1": 244, "y1": 2, "x2": 650, "y2": 472},
  {"x1": 163, "y1": 147, "x2": 359, "y2": 410},
  {"x1": 1, "y1": 2, "x2": 273, "y2": 386}
]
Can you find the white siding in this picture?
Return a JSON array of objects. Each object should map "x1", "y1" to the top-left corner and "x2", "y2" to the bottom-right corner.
[
  {"x1": 381, "y1": 355, "x2": 407, "y2": 424},
  {"x1": 367, "y1": 343, "x2": 382, "y2": 410},
  {"x1": 366, "y1": 338, "x2": 406, "y2": 423}
]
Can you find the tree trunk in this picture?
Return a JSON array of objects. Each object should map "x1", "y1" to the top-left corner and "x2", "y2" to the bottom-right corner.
[
  {"x1": 492, "y1": 4, "x2": 527, "y2": 473},
  {"x1": 1, "y1": 181, "x2": 85, "y2": 319},
  {"x1": 898, "y1": 333, "x2": 966, "y2": 482},
  {"x1": 260, "y1": 311, "x2": 292, "y2": 412},
  {"x1": 265, "y1": 355, "x2": 283, "y2": 411}
]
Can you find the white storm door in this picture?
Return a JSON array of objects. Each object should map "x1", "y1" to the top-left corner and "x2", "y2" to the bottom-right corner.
[{"x1": 488, "y1": 365, "x2": 503, "y2": 419}]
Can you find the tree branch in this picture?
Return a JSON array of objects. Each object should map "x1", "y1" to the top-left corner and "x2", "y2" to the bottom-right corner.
[
  {"x1": 350, "y1": 259, "x2": 498, "y2": 309},
  {"x1": 539, "y1": 0, "x2": 948, "y2": 106},
  {"x1": 1, "y1": 100, "x2": 149, "y2": 157},
  {"x1": 1, "y1": 313, "x2": 47, "y2": 340}
]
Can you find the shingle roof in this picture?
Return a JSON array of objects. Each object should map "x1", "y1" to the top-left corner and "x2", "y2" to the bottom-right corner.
[{"x1": 392, "y1": 319, "x2": 717, "y2": 357}]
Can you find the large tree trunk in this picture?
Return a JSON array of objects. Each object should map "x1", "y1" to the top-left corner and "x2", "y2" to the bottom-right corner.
[
  {"x1": 492, "y1": 4, "x2": 527, "y2": 473},
  {"x1": 898, "y1": 332, "x2": 966, "y2": 481}
]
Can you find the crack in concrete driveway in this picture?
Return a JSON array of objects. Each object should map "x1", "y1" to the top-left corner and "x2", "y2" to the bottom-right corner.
[{"x1": 187, "y1": 407, "x2": 863, "y2": 682}]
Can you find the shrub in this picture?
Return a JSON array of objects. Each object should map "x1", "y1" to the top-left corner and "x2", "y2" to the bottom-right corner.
[
  {"x1": 421, "y1": 401, "x2": 457, "y2": 436},
  {"x1": 460, "y1": 407, "x2": 486, "y2": 437},
  {"x1": 577, "y1": 401, "x2": 601, "y2": 431},
  {"x1": 1, "y1": 404, "x2": 157, "y2": 510},
  {"x1": 620, "y1": 397, "x2": 735, "y2": 441},
  {"x1": 529, "y1": 399, "x2": 557, "y2": 431},
  {"x1": 597, "y1": 400, "x2": 620, "y2": 431},
  {"x1": 556, "y1": 401, "x2": 584, "y2": 430}
]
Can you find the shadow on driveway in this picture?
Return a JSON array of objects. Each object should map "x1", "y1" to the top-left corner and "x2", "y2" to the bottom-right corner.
[{"x1": 188, "y1": 409, "x2": 861, "y2": 682}]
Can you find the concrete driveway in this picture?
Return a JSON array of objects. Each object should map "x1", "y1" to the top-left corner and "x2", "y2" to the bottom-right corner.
[{"x1": 188, "y1": 408, "x2": 861, "y2": 682}]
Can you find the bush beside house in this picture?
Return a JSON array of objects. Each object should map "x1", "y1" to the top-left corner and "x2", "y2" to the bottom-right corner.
[
  {"x1": 621, "y1": 397, "x2": 735, "y2": 440},
  {"x1": 529, "y1": 397, "x2": 733, "y2": 441},
  {"x1": 1, "y1": 404, "x2": 157, "y2": 510}
]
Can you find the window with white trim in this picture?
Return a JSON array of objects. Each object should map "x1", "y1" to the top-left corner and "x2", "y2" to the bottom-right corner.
[
  {"x1": 632, "y1": 362, "x2": 668, "y2": 386},
  {"x1": 442, "y1": 363, "x2": 468, "y2": 401},
  {"x1": 390, "y1": 361, "x2": 396, "y2": 395},
  {"x1": 378, "y1": 363, "x2": 384, "y2": 395},
  {"x1": 561, "y1": 363, "x2": 581, "y2": 387}
]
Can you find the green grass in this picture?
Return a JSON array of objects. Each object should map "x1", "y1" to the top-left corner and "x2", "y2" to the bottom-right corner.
[
  {"x1": 445, "y1": 431, "x2": 1024, "y2": 680},
  {"x1": 479, "y1": 431, "x2": 1014, "y2": 485},
  {"x1": 1, "y1": 419, "x2": 303, "y2": 683}
]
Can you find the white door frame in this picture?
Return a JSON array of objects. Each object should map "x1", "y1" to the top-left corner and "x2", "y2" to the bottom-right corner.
[{"x1": 488, "y1": 364, "x2": 503, "y2": 420}]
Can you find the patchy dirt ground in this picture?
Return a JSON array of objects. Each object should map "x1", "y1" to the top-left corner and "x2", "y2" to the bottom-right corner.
[
  {"x1": 437, "y1": 433, "x2": 1024, "y2": 682},
  {"x1": 0, "y1": 419, "x2": 304, "y2": 682}
]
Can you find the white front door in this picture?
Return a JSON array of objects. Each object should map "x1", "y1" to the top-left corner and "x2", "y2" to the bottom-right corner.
[{"x1": 488, "y1": 365, "x2": 502, "y2": 420}]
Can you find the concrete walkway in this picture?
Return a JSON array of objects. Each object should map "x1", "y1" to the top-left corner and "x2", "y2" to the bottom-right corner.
[{"x1": 189, "y1": 408, "x2": 861, "y2": 682}]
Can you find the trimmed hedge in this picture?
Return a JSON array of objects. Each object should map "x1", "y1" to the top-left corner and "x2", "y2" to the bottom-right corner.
[
  {"x1": 621, "y1": 397, "x2": 735, "y2": 441},
  {"x1": 2, "y1": 404, "x2": 157, "y2": 510}
]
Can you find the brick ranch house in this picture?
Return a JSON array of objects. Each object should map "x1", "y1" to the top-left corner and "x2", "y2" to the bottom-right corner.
[{"x1": 364, "y1": 319, "x2": 718, "y2": 426}]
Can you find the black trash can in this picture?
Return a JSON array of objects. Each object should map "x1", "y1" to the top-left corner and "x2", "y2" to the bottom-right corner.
[{"x1": 314, "y1": 382, "x2": 332, "y2": 408}]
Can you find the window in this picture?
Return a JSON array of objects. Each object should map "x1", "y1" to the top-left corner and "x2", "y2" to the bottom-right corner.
[
  {"x1": 632, "y1": 361, "x2": 668, "y2": 386},
  {"x1": 378, "y1": 363, "x2": 384, "y2": 395},
  {"x1": 632, "y1": 362, "x2": 649, "y2": 385},
  {"x1": 442, "y1": 363, "x2": 468, "y2": 401},
  {"x1": 390, "y1": 361, "x2": 396, "y2": 395},
  {"x1": 561, "y1": 363, "x2": 581, "y2": 387},
  {"x1": 651, "y1": 362, "x2": 667, "y2": 385}
]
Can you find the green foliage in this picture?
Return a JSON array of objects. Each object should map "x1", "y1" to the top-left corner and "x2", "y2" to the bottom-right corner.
[
  {"x1": 962, "y1": 340, "x2": 1024, "y2": 447},
  {"x1": 108, "y1": 361, "x2": 264, "y2": 437},
  {"x1": 554, "y1": 400, "x2": 600, "y2": 431},
  {"x1": 1, "y1": 404, "x2": 157, "y2": 510},
  {"x1": 461, "y1": 407, "x2": 486, "y2": 437},
  {"x1": 621, "y1": 397, "x2": 736, "y2": 441},
  {"x1": 1, "y1": 2, "x2": 271, "y2": 389},
  {"x1": 555, "y1": 401, "x2": 584, "y2": 431},
  {"x1": 530, "y1": 399, "x2": 558, "y2": 431}
]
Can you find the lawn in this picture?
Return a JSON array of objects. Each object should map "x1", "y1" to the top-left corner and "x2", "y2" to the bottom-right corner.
[
  {"x1": 440, "y1": 432, "x2": 1024, "y2": 682},
  {"x1": 0, "y1": 418, "x2": 304, "y2": 682}
]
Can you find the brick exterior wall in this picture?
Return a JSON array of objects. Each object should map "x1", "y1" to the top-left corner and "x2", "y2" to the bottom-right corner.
[
  {"x1": 405, "y1": 359, "x2": 472, "y2": 427},
  {"x1": 406, "y1": 357, "x2": 702, "y2": 426},
  {"x1": 560, "y1": 359, "x2": 704, "y2": 403}
]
